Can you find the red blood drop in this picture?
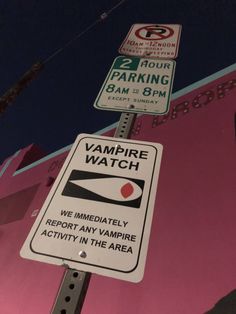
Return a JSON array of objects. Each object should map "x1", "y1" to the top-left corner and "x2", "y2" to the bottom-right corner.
[{"x1": 120, "y1": 183, "x2": 134, "y2": 199}]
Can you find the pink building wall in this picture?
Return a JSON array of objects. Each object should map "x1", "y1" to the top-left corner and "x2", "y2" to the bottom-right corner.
[{"x1": 0, "y1": 64, "x2": 235, "y2": 313}]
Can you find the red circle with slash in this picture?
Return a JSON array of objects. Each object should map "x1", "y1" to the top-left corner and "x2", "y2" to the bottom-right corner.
[{"x1": 135, "y1": 24, "x2": 174, "y2": 40}]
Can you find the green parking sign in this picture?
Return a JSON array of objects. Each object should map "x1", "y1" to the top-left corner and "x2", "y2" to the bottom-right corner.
[{"x1": 94, "y1": 56, "x2": 175, "y2": 115}]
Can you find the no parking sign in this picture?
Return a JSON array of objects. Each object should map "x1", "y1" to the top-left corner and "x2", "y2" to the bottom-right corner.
[{"x1": 119, "y1": 23, "x2": 182, "y2": 59}]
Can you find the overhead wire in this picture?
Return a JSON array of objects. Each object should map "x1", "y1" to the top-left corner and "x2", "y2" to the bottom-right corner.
[
  {"x1": 0, "y1": 0, "x2": 127, "y2": 114},
  {"x1": 41, "y1": 0, "x2": 127, "y2": 64}
]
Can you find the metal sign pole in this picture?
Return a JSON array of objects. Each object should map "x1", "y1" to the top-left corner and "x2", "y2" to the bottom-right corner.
[
  {"x1": 114, "y1": 112, "x2": 137, "y2": 139},
  {"x1": 51, "y1": 269, "x2": 91, "y2": 314},
  {"x1": 51, "y1": 112, "x2": 137, "y2": 314}
]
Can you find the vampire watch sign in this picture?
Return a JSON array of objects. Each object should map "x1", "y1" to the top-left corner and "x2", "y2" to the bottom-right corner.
[{"x1": 21, "y1": 134, "x2": 163, "y2": 282}]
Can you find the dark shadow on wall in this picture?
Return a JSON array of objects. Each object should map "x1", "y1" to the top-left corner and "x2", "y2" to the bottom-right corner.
[
  {"x1": 0, "y1": 184, "x2": 40, "y2": 225},
  {"x1": 205, "y1": 290, "x2": 236, "y2": 314}
]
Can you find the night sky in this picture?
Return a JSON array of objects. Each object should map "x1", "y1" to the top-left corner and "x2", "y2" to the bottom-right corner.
[{"x1": 0, "y1": 0, "x2": 235, "y2": 163}]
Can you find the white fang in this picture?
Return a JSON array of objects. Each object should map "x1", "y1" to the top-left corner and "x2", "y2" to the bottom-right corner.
[{"x1": 69, "y1": 178, "x2": 142, "y2": 202}]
